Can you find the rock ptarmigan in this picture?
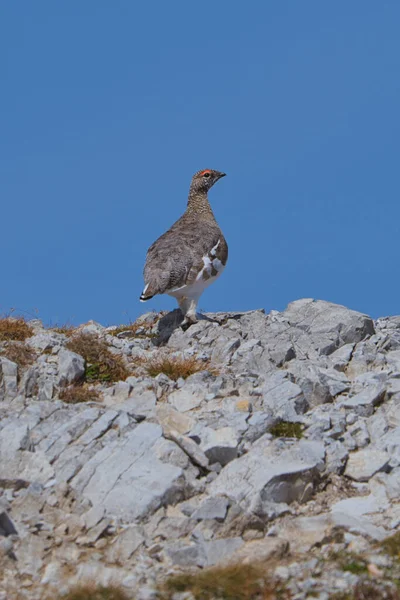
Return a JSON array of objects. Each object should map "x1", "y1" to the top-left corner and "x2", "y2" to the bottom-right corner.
[{"x1": 140, "y1": 169, "x2": 228, "y2": 327}]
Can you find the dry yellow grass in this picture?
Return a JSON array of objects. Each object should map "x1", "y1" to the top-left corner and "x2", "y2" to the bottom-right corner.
[
  {"x1": 0, "y1": 317, "x2": 33, "y2": 341},
  {"x1": 109, "y1": 321, "x2": 155, "y2": 338},
  {"x1": 66, "y1": 332, "x2": 129, "y2": 383},
  {"x1": 59, "y1": 384, "x2": 101, "y2": 404},
  {"x1": 55, "y1": 584, "x2": 131, "y2": 600},
  {"x1": 0, "y1": 342, "x2": 36, "y2": 369},
  {"x1": 51, "y1": 324, "x2": 76, "y2": 336},
  {"x1": 158, "y1": 562, "x2": 290, "y2": 600},
  {"x1": 144, "y1": 354, "x2": 216, "y2": 381}
]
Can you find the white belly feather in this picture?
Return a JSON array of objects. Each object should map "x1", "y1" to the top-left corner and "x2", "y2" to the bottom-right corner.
[{"x1": 168, "y1": 239, "x2": 225, "y2": 301}]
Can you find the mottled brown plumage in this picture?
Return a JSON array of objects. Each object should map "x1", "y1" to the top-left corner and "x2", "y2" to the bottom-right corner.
[{"x1": 140, "y1": 169, "x2": 228, "y2": 325}]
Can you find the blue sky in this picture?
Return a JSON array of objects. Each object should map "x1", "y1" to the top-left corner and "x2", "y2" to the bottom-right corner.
[{"x1": 1, "y1": 2, "x2": 400, "y2": 325}]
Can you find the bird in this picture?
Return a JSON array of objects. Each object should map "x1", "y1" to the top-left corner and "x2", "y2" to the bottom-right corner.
[{"x1": 140, "y1": 169, "x2": 228, "y2": 327}]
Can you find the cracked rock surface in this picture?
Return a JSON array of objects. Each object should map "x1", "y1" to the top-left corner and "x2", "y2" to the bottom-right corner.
[{"x1": 2, "y1": 299, "x2": 400, "y2": 598}]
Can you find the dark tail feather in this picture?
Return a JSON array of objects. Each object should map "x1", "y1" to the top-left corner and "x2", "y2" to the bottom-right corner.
[{"x1": 139, "y1": 293, "x2": 154, "y2": 302}]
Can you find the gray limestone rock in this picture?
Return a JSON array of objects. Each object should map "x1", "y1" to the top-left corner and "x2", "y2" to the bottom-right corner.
[
  {"x1": 110, "y1": 390, "x2": 157, "y2": 418},
  {"x1": 2, "y1": 301, "x2": 400, "y2": 600},
  {"x1": 345, "y1": 448, "x2": 390, "y2": 481},
  {"x1": 325, "y1": 441, "x2": 349, "y2": 474},
  {"x1": 262, "y1": 371, "x2": 308, "y2": 421},
  {"x1": 199, "y1": 427, "x2": 239, "y2": 466},
  {"x1": 58, "y1": 348, "x2": 85, "y2": 385},
  {"x1": 209, "y1": 437, "x2": 325, "y2": 510},
  {"x1": 202, "y1": 537, "x2": 244, "y2": 566},
  {"x1": 287, "y1": 361, "x2": 350, "y2": 407},
  {"x1": 156, "y1": 405, "x2": 195, "y2": 436},
  {"x1": 71, "y1": 422, "x2": 189, "y2": 521},
  {"x1": 0, "y1": 421, "x2": 54, "y2": 485},
  {"x1": 106, "y1": 525, "x2": 145, "y2": 562},
  {"x1": 165, "y1": 541, "x2": 206, "y2": 567},
  {"x1": 192, "y1": 496, "x2": 229, "y2": 521},
  {"x1": 168, "y1": 382, "x2": 207, "y2": 412},
  {"x1": 282, "y1": 299, "x2": 374, "y2": 355},
  {"x1": 0, "y1": 357, "x2": 18, "y2": 401},
  {"x1": 339, "y1": 384, "x2": 386, "y2": 417}
]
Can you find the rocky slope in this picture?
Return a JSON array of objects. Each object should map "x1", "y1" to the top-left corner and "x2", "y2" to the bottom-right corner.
[{"x1": 2, "y1": 299, "x2": 400, "y2": 599}]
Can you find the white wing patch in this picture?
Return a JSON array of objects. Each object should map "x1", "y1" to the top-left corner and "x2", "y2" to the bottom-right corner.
[
  {"x1": 167, "y1": 238, "x2": 225, "y2": 301},
  {"x1": 210, "y1": 239, "x2": 221, "y2": 256},
  {"x1": 196, "y1": 239, "x2": 224, "y2": 282}
]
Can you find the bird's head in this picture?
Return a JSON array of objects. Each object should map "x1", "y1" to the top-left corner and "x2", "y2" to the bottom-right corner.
[{"x1": 190, "y1": 169, "x2": 226, "y2": 194}]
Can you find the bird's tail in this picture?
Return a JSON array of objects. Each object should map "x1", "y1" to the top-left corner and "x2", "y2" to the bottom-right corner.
[
  {"x1": 139, "y1": 292, "x2": 154, "y2": 302},
  {"x1": 139, "y1": 282, "x2": 155, "y2": 302}
]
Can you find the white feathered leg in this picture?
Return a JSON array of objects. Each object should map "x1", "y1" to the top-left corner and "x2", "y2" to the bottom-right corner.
[{"x1": 178, "y1": 296, "x2": 199, "y2": 328}]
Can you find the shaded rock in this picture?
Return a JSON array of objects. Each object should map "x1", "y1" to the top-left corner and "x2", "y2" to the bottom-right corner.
[
  {"x1": 199, "y1": 427, "x2": 239, "y2": 466},
  {"x1": 0, "y1": 512, "x2": 18, "y2": 536}
]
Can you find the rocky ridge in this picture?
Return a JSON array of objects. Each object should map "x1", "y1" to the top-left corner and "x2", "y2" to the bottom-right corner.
[{"x1": 1, "y1": 299, "x2": 400, "y2": 598}]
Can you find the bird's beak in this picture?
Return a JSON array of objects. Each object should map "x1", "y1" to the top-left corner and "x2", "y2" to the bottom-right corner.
[{"x1": 216, "y1": 172, "x2": 226, "y2": 180}]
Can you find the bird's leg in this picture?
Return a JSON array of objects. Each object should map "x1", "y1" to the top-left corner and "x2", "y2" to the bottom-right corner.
[{"x1": 178, "y1": 297, "x2": 198, "y2": 330}]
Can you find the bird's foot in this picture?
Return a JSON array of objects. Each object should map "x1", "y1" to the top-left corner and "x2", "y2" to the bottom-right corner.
[{"x1": 180, "y1": 314, "x2": 198, "y2": 331}]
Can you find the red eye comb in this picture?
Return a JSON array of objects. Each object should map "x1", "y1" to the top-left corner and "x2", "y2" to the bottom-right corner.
[{"x1": 199, "y1": 169, "x2": 211, "y2": 176}]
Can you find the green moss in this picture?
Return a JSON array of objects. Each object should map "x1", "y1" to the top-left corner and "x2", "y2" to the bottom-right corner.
[
  {"x1": 269, "y1": 420, "x2": 303, "y2": 439},
  {"x1": 342, "y1": 560, "x2": 368, "y2": 574},
  {"x1": 85, "y1": 363, "x2": 111, "y2": 383}
]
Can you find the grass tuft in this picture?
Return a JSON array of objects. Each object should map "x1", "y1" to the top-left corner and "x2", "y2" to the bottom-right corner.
[
  {"x1": 380, "y1": 532, "x2": 400, "y2": 558},
  {"x1": 158, "y1": 562, "x2": 288, "y2": 600},
  {"x1": 51, "y1": 324, "x2": 76, "y2": 336},
  {"x1": 109, "y1": 320, "x2": 156, "y2": 339},
  {"x1": 269, "y1": 421, "x2": 303, "y2": 439},
  {"x1": 66, "y1": 333, "x2": 129, "y2": 383},
  {"x1": 330, "y1": 551, "x2": 368, "y2": 575},
  {"x1": 0, "y1": 342, "x2": 36, "y2": 369},
  {"x1": 353, "y1": 579, "x2": 400, "y2": 600},
  {"x1": 144, "y1": 354, "x2": 215, "y2": 381},
  {"x1": 59, "y1": 384, "x2": 101, "y2": 404},
  {"x1": 0, "y1": 317, "x2": 33, "y2": 342},
  {"x1": 59, "y1": 583, "x2": 130, "y2": 600}
]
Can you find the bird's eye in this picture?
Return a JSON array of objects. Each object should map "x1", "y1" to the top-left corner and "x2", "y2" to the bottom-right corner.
[{"x1": 203, "y1": 172, "x2": 211, "y2": 178}]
